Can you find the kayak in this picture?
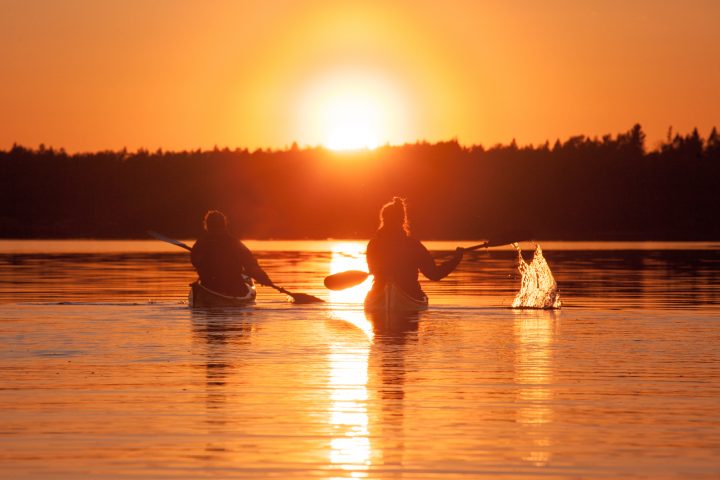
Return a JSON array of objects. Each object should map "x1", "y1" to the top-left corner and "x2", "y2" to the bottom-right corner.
[
  {"x1": 188, "y1": 279, "x2": 256, "y2": 308},
  {"x1": 364, "y1": 283, "x2": 428, "y2": 313}
]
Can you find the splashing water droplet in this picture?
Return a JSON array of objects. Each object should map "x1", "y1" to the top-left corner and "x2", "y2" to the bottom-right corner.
[{"x1": 512, "y1": 243, "x2": 562, "y2": 309}]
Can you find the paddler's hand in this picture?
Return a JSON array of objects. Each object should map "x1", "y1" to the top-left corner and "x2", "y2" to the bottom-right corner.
[{"x1": 454, "y1": 247, "x2": 465, "y2": 259}]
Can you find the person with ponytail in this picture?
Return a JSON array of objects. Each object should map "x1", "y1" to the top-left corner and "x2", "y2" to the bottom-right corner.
[{"x1": 365, "y1": 197, "x2": 464, "y2": 302}]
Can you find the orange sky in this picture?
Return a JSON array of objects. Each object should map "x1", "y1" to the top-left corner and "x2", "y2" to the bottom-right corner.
[{"x1": 1, "y1": 0, "x2": 718, "y2": 152}]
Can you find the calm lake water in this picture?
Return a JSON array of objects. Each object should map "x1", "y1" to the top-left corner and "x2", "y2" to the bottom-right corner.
[{"x1": 1, "y1": 240, "x2": 719, "y2": 479}]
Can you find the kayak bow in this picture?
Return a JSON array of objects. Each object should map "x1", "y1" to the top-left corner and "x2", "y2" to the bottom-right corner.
[
  {"x1": 189, "y1": 279, "x2": 256, "y2": 308},
  {"x1": 364, "y1": 283, "x2": 428, "y2": 313}
]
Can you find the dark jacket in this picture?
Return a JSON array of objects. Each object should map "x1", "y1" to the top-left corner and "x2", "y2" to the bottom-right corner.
[
  {"x1": 366, "y1": 230, "x2": 462, "y2": 298},
  {"x1": 191, "y1": 230, "x2": 271, "y2": 296}
]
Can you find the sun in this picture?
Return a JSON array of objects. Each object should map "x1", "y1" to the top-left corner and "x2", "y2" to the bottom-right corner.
[
  {"x1": 322, "y1": 92, "x2": 381, "y2": 151},
  {"x1": 295, "y1": 69, "x2": 409, "y2": 151}
]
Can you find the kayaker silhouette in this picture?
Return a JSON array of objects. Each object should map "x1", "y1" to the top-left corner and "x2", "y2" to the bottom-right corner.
[
  {"x1": 364, "y1": 197, "x2": 464, "y2": 311},
  {"x1": 191, "y1": 210, "x2": 273, "y2": 297}
]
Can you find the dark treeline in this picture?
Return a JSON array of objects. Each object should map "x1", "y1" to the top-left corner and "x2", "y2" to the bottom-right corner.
[{"x1": 1, "y1": 124, "x2": 719, "y2": 240}]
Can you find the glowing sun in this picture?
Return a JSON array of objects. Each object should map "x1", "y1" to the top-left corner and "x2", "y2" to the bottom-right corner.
[
  {"x1": 321, "y1": 91, "x2": 381, "y2": 150},
  {"x1": 296, "y1": 70, "x2": 408, "y2": 151}
]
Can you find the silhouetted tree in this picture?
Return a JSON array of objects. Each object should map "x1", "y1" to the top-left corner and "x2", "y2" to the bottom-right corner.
[
  {"x1": 1, "y1": 124, "x2": 718, "y2": 240},
  {"x1": 707, "y1": 127, "x2": 720, "y2": 160}
]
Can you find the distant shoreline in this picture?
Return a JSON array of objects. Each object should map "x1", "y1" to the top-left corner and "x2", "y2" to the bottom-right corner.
[{"x1": 3, "y1": 125, "x2": 719, "y2": 241}]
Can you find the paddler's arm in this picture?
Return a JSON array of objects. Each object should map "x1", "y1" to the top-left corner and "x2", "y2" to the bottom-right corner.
[
  {"x1": 417, "y1": 243, "x2": 464, "y2": 281},
  {"x1": 366, "y1": 239, "x2": 379, "y2": 276},
  {"x1": 190, "y1": 240, "x2": 206, "y2": 273},
  {"x1": 248, "y1": 265, "x2": 272, "y2": 286},
  {"x1": 237, "y1": 241, "x2": 273, "y2": 286}
]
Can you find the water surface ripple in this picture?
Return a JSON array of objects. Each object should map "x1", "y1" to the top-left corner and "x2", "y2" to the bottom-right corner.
[{"x1": 0, "y1": 241, "x2": 719, "y2": 479}]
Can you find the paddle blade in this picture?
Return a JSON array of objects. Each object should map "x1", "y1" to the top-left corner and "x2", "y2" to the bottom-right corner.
[
  {"x1": 269, "y1": 284, "x2": 324, "y2": 304},
  {"x1": 324, "y1": 270, "x2": 370, "y2": 290},
  {"x1": 287, "y1": 292, "x2": 325, "y2": 304}
]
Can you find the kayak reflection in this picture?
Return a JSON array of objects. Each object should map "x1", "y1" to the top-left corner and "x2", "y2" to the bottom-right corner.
[
  {"x1": 366, "y1": 309, "x2": 422, "y2": 472},
  {"x1": 191, "y1": 309, "x2": 256, "y2": 414},
  {"x1": 364, "y1": 309, "x2": 422, "y2": 338}
]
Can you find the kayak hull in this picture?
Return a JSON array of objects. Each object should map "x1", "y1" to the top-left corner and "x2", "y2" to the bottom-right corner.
[
  {"x1": 364, "y1": 283, "x2": 428, "y2": 313},
  {"x1": 189, "y1": 280, "x2": 256, "y2": 308}
]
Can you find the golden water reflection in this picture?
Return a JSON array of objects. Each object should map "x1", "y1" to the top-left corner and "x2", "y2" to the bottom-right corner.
[
  {"x1": 3, "y1": 243, "x2": 720, "y2": 478},
  {"x1": 327, "y1": 242, "x2": 373, "y2": 477},
  {"x1": 328, "y1": 344, "x2": 371, "y2": 477},
  {"x1": 513, "y1": 310, "x2": 558, "y2": 467}
]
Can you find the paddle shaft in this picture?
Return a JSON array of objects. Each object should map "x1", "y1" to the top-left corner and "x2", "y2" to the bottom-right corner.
[
  {"x1": 461, "y1": 242, "x2": 491, "y2": 252},
  {"x1": 461, "y1": 238, "x2": 522, "y2": 252},
  {"x1": 147, "y1": 231, "x2": 192, "y2": 251},
  {"x1": 323, "y1": 238, "x2": 524, "y2": 291}
]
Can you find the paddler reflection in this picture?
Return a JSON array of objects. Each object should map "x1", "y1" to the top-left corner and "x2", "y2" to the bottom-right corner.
[
  {"x1": 191, "y1": 309, "x2": 256, "y2": 415},
  {"x1": 366, "y1": 309, "x2": 423, "y2": 471}
]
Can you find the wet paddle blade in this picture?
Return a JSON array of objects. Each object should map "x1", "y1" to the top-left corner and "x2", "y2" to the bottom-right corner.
[
  {"x1": 287, "y1": 292, "x2": 325, "y2": 304},
  {"x1": 324, "y1": 270, "x2": 370, "y2": 290},
  {"x1": 271, "y1": 284, "x2": 324, "y2": 304}
]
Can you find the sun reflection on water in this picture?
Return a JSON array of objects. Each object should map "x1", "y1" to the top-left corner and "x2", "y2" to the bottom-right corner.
[
  {"x1": 513, "y1": 310, "x2": 557, "y2": 466},
  {"x1": 327, "y1": 344, "x2": 371, "y2": 477},
  {"x1": 325, "y1": 242, "x2": 375, "y2": 477}
]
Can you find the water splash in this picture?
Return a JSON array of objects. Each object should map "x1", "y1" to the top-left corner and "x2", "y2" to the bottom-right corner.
[{"x1": 512, "y1": 243, "x2": 562, "y2": 309}]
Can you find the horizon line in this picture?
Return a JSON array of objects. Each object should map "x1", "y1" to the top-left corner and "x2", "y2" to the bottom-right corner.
[{"x1": 4, "y1": 123, "x2": 718, "y2": 156}]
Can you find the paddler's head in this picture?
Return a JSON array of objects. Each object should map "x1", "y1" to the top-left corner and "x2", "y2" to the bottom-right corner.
[
  {"x1": 203, "y1": 209, "x2": 228, "y2": 234},
  {"x1": 379, "y1": 196, "x2": 410, "y2": 236}
]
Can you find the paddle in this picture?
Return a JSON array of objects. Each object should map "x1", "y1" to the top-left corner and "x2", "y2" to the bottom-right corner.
[
  {"x1": 324, "y1": 270, "x2": 370, "y2": 291},
  {"x1": 323, "y1": 232, "x2": 532, "y2": 291},
  {"x1": 147, "y1": 231, "x2": 324, "y2": 304}
]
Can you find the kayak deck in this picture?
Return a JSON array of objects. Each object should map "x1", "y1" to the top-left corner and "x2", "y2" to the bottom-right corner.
[
  {"x1": 364, "y1": 283, "x2": 428, "y2": 313},
  {"x1": 189, "y1": 280, "x2": 256, "y2": 308}
]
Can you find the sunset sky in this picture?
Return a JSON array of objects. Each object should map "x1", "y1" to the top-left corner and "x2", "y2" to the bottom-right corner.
[{"x1": 1, "y1": 0, "x2": 718, "y2": 152}]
